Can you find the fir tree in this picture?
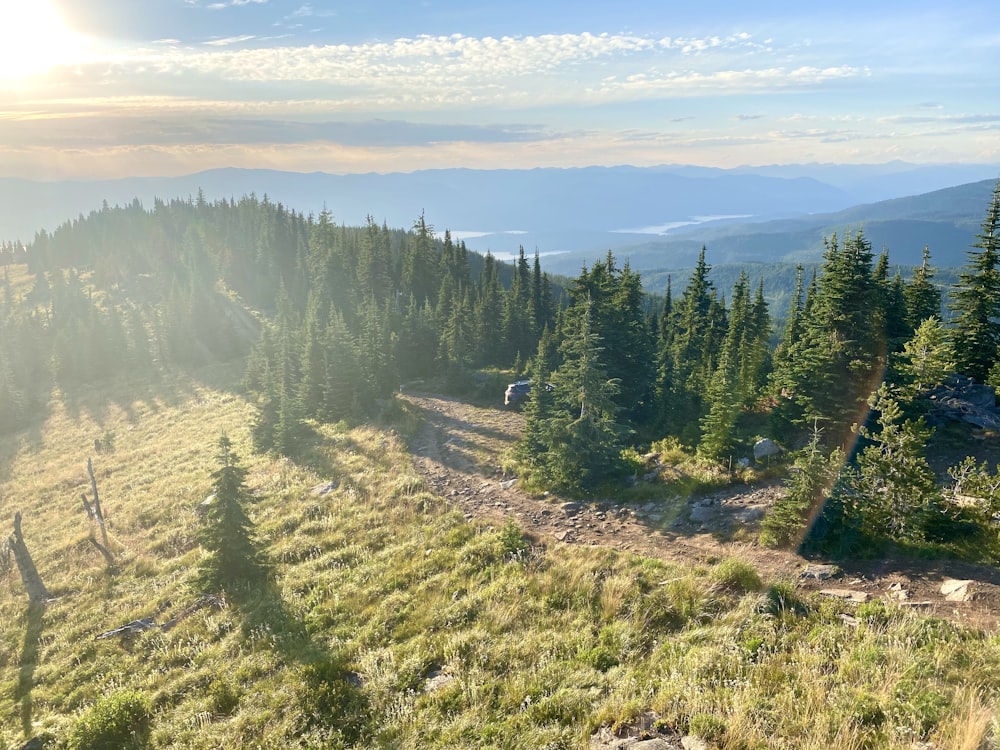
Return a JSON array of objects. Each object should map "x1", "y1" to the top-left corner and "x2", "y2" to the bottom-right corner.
[
  {"x1": 898, "y1": 317, "x2": 954, "y2": 398},
  {"x1": 777, "y1": 231, "x2": 884, "y2": 446},
  {"x1": 903, "y1": 246, "x2": 941, "y2": 328},
  {"x1": 949, "y1": 181, "x2": 1000, "y2": 382},
  {"x1": 853, "y1": 385, "x2": 942, "y2": 542},
  {"x1": 760, "y1": 428, "x2": 843, "y2": 549},
  {"x1": 531, "y1": 299, "x2": 626, "y2": 494},
  {"x1": 197, "y1": 435, "x2": 268, "y2": 591}
]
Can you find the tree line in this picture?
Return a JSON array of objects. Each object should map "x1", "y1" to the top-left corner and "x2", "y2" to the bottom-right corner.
[{"x1": 2, "y1": 182, "x2": 999, "y2": 541}]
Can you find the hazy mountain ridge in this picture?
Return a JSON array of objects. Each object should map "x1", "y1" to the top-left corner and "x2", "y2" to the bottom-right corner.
[
  {"x1": 0, "y1": 163, "x2": 993, "y2": 233},
  {"x1": 597, "y1": 178, "x2": 999, "y2": 276},
  {"x1": 1, "y1": 165, "x2": 996, "y2": 274}
]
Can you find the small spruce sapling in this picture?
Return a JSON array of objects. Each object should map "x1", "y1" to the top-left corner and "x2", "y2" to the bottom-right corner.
[{"x1": 196, "y1": 435, "x2": 268, "y2": 591}]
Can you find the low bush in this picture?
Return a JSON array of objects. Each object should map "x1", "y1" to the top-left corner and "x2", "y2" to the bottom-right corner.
[{"x1": 67, "y1": 689, "x2": 152, "y2": 750}]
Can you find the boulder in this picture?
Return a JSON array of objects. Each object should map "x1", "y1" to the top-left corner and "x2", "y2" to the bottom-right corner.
[
  {"x1": 753, "y1": 438, "x2": 783, "y2": 461},
  {"x1": 940, "y1": 579, "x2": 974, "y2": 602}
]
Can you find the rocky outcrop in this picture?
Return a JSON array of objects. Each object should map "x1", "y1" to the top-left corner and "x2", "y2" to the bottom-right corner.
[{"x1": 925, "y1": 376, "x2": 1000, "y2": 429}]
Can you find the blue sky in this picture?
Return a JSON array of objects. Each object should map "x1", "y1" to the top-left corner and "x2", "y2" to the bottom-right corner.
[{"x1": 0, "y1": 0, "x2": 998, "y2": 179}]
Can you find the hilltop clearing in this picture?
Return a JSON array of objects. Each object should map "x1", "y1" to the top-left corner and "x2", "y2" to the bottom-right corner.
[
  {"x1": 403, "y1": 391, "x2": 1000, "y2": 629},
  {"x1": 2, "y1": 375, "x2": 1000, "y2": 748}
]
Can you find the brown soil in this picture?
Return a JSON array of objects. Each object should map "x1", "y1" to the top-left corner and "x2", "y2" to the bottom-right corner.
[{"x1": 402, "y1": 392, "x2": 1000, "y2": 630}]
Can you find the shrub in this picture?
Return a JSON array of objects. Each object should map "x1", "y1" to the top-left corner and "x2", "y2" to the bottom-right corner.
[
  {"x1": 207, "y1": 679, "x2": 240, "y2": 716},
  {"x1": 290, "y1": 657, "x2": 371, "y2": 747},
  {"x1": 688, "y1": 712, "x2": 727, "y2": 742},
  {"x1": 709, "y1": 557, "x2": 762, "y2": 593},
  {"x1": 758, "y1": 581, "x2": 809, "y2": 618},
  {"x1": 67, "y1": 689, "x2": 152, "y2": 750},
  {"x1": 499, "y1": 518, "x2": 529, "y2": 559}
]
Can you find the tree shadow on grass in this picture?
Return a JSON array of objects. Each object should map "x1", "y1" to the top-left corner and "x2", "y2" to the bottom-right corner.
[
  {"x1": 223, "y1": 578, "x2": 372, "y2": 745},
  {"x1": 15, "y1": 601, "x2": 45, "y2": 738}
]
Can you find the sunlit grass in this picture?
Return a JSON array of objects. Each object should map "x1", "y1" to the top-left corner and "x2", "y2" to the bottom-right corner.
[{"x1": 1, "y1": 366, "x2": 999, "y2": 748}]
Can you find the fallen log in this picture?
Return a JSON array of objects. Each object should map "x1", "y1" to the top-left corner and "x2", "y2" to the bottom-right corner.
[{"x1": 95, "y1": 595, "x2": 227, "y2": 640}]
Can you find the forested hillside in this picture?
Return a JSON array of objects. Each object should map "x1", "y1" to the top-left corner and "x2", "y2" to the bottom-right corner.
[{"x1": 2, "y1": 182, "x2": 1000, "y2": 748}]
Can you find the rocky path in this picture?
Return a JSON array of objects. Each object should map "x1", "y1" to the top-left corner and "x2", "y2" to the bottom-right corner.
[{"x1": 401, "y1": 392, "x2": 1000, "y2": 629}]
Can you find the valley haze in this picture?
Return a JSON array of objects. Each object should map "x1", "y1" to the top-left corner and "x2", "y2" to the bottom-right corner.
[{"x1": 3, "y1": 163, "x2": 998, "y2": 275}]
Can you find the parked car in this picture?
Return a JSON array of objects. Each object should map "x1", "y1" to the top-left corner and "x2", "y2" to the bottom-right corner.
[
  {"x1": 504, "y1": 379, "x2": 553, "y2": 407},
  {"x1": 504, "y1": 380, "x2": 532, "y2": 406}
]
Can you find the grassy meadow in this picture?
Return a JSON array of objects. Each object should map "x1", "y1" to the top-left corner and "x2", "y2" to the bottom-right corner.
[{"x1": 1, "y1": 367, "x2": 999, "y2": 749}]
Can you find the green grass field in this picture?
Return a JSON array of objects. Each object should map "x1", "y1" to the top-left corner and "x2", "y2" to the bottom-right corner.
[{"x1": 1, "y1": 366, "x2": 998, "y2": 749}]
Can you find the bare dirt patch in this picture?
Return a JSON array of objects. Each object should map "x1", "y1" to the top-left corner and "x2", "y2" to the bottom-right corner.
[{"x1": 401, "y1": 392, "x2": 1000, "y2": 629}]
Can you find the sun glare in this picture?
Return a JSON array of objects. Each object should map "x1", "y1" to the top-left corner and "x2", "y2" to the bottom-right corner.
[{"x1": 0, "y1": 0, "x2": 91, "y2": 81}]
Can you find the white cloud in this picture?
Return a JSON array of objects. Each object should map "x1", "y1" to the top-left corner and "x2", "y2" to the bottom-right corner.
[
  {"x1": 61, "y1": 31, "x2": 869, "y2": 111},
  {"x1": 203, "y1": 35, "x2": 258, "y2": 47},
  {"x1": 206, "y1": 0, "x2": 268, "y2": 8}
]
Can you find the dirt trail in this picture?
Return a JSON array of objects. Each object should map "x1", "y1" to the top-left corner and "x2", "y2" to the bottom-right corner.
[{"x1": 402, "y1": 392, "x2": 1000, "y2": 629}]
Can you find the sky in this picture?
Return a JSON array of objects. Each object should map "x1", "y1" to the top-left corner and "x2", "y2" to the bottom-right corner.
[{"x1": 0, "y1": 0, "x2": 998, "y2": 180}]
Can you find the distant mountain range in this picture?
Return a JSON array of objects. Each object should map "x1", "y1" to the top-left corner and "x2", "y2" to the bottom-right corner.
[
  {"x1": 1, "y1": 163, "x2": 997, "y2": 272},
  {"x1": 598, "y1": 178, "x2": 998, "y2": 276}
]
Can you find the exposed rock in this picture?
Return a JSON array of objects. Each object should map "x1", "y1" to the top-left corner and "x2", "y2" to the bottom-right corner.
[
  {"x1": 820, "y1": 588, "x2": 870, "y2": 603},
  {"x1": 801, "y1": 564, "x2": 839, "y2": 580},
  {"x1": 310, "y1": 480, "x2": 339, "y2": 496},
  {"x1": 941, "y1": 579, "x2": 974, "y2": 602},
  {"x1": 500, "y1": 478, "x2": 518, "y2": 489},
  {"x1": 681, "y1": 737, "x2": 710, "y2": 750},
  {"x1": 423, "y1": 666, "x2": 456, "y2": 692},
  {"x1": 887, "y1": 582, "x2": 910, "y2": 601},
  {"x1": 689, "y1": 505, "x2": 715, "y2": 523},
  {"x1": 753, "y1": 438, "x2": 783, "y2": 461},
  {"x1": 562, "y1": 502, "x2": 584, "y2": 515},
  {"x1": 926, "y1": 376, "x2": 1000, "y2": 429},
  {"x1": 733, "y1": 506, "x2": 765, "y2": 523}
]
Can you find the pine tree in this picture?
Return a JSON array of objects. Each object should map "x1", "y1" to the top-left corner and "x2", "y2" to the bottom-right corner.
[
  {"x1": 777, "y1": 232, "x2": 884, "y2": 446},
  {"x1": 898, "y1": 317, "x2": 954, "y2": 398},
  {"x1": 904, "y1": 246, "x2": 941, "y2": 328},
  {"x1": 760, "y1": 428, "x2": 843, "y2": 549},
  {"x1": 197, "y1": 435, "x2": 267, "y2": 591},
  {"x1": 949, "y1": 181, "x2": 1000, "y2": 382},
  {"x1": 531, "y1": 300, "x2": 626, "y2": 494},
  {"x1": 853, "y1": 385, "x2": 941, "y2": 542}
]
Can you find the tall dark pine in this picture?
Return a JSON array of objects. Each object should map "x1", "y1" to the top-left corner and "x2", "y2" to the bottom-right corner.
[
  {"x1": 949, "y1": 181, "x2": 1000, "y2": 382},
  {"x1": 779, "y1": 231, "x2": 884, "y2": 446},
  {"x1": 532, "y1": 299, "x2": 626, "y2": 494},
  {"x1": 903, "y1": 246, "x2": 941, "y2": 328},
  {"x1": 197, "y1": 435, "x2": 267, "y2": 591}
]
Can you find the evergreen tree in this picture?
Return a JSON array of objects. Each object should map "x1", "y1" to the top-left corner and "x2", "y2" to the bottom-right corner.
[
  {"x1": 897, "y1": 317, "x2": 954, "y2": 398},
  {"x1": 513, "y1": 326, "x2": 557, "y2": 470},
  {"x1": 777, "y1": 232, "x2": 884, "y2": 446},
  {"x1": 853, "y1": 385, "x2": 942, "y2": 542},
  {"x1": 321, "y1": 309, "x2": 364, "y2": 420},
  {"x1": 530, "y1": 300, "x2": 626, "y2": 494},
  {"x1": 197, "y1": 435, "x2": 267, "y2": 591},
  {"x1": 501, "y1": 246, "x2": 536, "y2": 365},
  {"x1": 760, "y1": 428, "x2": 843, "y2": 549},
  {"x1": 903, "y1": 246, "x2": 941, "y2": 328},
  {"x1": 473, "y1": 252, "x2": 505, "y2": 367},
  {"x1": 402, "y1": 213, "x2": 439, "y2": 307},
  {"x1": 949, "y1": 181, "x2": 1000, "y2": 382},
  {"x1": 659, "y1": 248, "x2": 716, "y2": 440}
]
